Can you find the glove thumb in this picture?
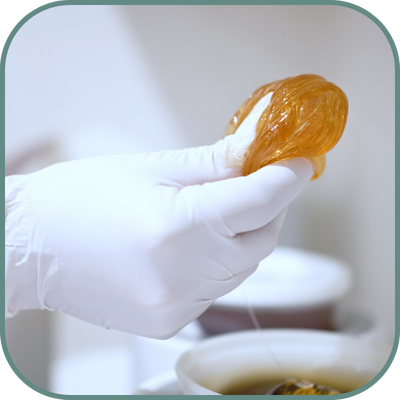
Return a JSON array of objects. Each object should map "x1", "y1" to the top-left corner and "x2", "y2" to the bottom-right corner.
[{"x1": 152, "y1": 92, "x2": 274, "y2": 186}]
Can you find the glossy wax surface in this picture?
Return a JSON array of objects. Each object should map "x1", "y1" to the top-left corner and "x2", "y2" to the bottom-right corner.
[
  {"x1": 225, "y1": 74, "x2": 348, "y2": 179},
  {"x1": 267, "y1": 379, "x2": 340, "y2": 395}
]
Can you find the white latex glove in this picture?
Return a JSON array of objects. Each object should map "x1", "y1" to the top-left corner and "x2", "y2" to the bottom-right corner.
[{"x1": 5, "y1": 94, "x2": 313, "y2": 339}]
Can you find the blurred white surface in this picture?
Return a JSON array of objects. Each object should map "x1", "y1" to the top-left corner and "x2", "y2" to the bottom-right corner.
[
  {"x1": 134, "y1": 370, "x2": 182, "y2": 395},
  {"x1": 49, "y1": 345, "x2": 133, "y2": 395},
  {"x1": 4, "y1": 4, "x2": 395, "y2": 394},
  {"x1": 131, "y1": 321, "x2": 204, "y2": 388}
]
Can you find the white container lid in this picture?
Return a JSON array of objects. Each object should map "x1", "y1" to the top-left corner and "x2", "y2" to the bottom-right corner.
[{"x1": 213, "y1": 246, "x2": 352, "y2": 310}]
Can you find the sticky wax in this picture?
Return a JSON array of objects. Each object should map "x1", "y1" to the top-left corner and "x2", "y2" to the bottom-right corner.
[{"x1": 224, "y1": 74, "x2": 348, "y2": 179}]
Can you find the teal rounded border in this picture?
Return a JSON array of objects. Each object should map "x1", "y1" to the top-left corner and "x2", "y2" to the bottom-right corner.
[{"x1": 1, "y1": 1, "x2": 398, "y2": 399}]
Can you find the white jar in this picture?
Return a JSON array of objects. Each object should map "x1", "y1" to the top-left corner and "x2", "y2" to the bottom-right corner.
[
  {"x1": 176, "y1": 329, "x2": 392, "y2": 395},
  {"x1": 198, "y1": 246, "x2": 354, "y2": 334}
]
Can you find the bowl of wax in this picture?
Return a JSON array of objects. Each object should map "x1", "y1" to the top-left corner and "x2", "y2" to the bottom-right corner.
[
  {"x1": 198, "y1": 246, "x2": 353, "y2": 335},
  {"x1": 175, "y1": 329, "x2": 391, "y2": 395}
]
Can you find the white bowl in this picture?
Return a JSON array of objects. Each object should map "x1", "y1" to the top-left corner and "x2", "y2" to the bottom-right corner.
[{"x1": 175, "y1": 329, "x2": 392, "y2": 395}]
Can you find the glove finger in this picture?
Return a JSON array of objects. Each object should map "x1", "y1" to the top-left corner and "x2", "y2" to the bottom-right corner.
[
  {"x1": 210, "y1": 264, "x2": 258, "y2": 299},
  {"x1": 142, "y1": 145, "x2": 236, "y2": 188},
  {"x1": 226, "y1": 207, "x2": 288, "y2": 274},
  {"x1": 179, "y1": 158, "x2": 312, "y2": 234},
  {"x1": 145, "y1": 93, "x2": 273, "y2": 187}
]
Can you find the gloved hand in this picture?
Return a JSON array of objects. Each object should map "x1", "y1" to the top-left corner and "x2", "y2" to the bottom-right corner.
[{"x1": 5, "y1": 94, "x2": 313, "y2": 339}]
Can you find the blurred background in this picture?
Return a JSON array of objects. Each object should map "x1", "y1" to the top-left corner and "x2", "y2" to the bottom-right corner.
[{"x1": 5, "y1": 4, "x2": 395, "y2": 395}]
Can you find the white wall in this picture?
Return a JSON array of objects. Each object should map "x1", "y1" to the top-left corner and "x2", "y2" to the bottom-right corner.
[
  {"x1": 5, "y1": 5, "x2": 188, "y2": 174},
  {"x1": 5, "y1": 4, "x2": 395, "y2": 394}
]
